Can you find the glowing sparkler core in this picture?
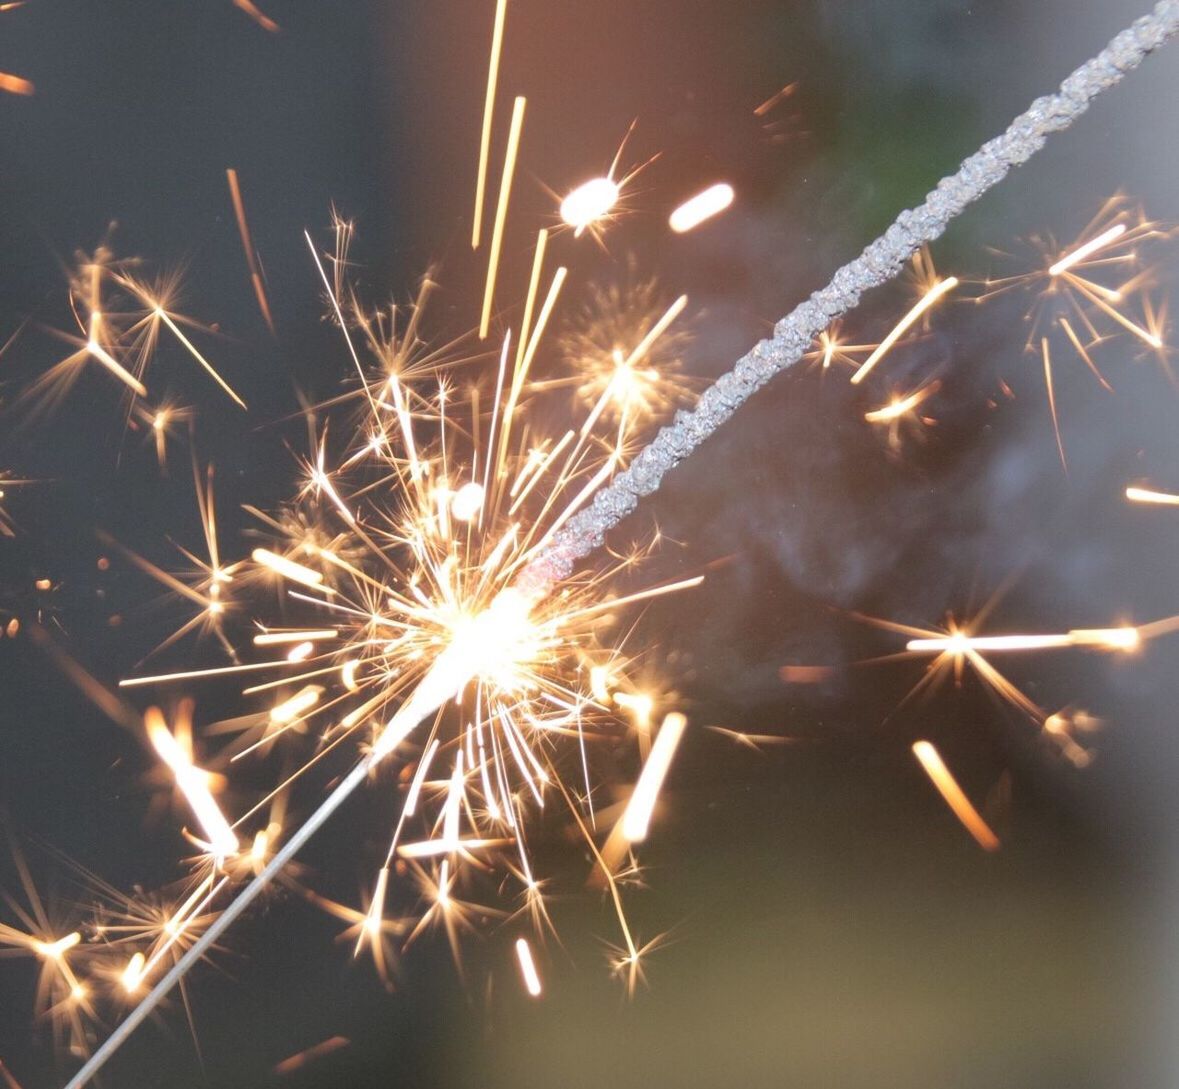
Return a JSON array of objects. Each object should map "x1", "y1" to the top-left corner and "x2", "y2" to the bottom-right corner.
[{"x1": 371, "y1": 587, "x2": 539, "y2": 760}]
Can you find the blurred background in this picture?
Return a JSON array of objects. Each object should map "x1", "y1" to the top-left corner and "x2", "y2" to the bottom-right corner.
[{"x1": 2, "y1": 1, "x2": 1179, "y2": 1086}]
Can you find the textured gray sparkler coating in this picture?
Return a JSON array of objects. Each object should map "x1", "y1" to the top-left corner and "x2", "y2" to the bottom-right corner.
[
  {"x1": 62, "y1": 5, "x2": 1179, "y2": 1088},
  {"x1": 519, "y1": 0, "x2": 1179, "y2": 593}
]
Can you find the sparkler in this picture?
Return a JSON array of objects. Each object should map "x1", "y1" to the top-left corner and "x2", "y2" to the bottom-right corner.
[{"x1": 6, "y1": 3, "x2": 1179, "y2": 1085}]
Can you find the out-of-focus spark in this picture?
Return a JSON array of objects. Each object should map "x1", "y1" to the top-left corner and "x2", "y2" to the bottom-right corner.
[
  {"x1": 0, "y1": 72, "x2": 33, "y2": 96},
  {"x1": 668, "y1": 184, "x2": 734, "y2": 233},
  {"x1": 146, "y1": 706, "x2": 239, "y2": 861},
  {"x1": 471, "y1": 0, "x2": 508, "y2": 250},
  {"x1": 225, "y1": 169, "x2": 276, "y2": 334},
  {"x1": 621, "y1": 713, "x2": 687, "y2": 842},
  {"x1": 863, "y1": 384, "x2": 938, "y2": 423},
  {"x1": 850, "y1": 275, "x2": 959, "y2": 385},
  {"x1": 911, "y1": 741, "x2": 1000, "y2": 851},
  {"x1": 232, "y1": 0, "x2": 278, "y2": 33},
  {"x1": 251, "y1": 548, "x2": 326, "y2": 589},
  {"x1": 753, "y1": 81, "x2": 798, "y2": 116},
  {"x1": 514, "y1": 936, "x2": 542, "y2": 996},
  {"x1": 479, "y1": 95, "x2": 526, "y2": 339},
  {"x1": 273, "y1": 1036, "x2": 351, "y2": 1077},
  {"x1": 0, "y1": 1057, "x2": 25, "y2": 1089},
  {"x1": 1126, "y1": 485, "x2": 1179, "y2": 505}
]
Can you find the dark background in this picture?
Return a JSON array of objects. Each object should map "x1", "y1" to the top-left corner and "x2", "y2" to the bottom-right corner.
[{"x1": 2, "y1": 1, "x2": 1179, "y2": 1086}]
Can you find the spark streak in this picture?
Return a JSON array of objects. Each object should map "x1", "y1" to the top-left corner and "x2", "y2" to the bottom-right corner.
[
  {"x1": 1126, "y1": 485, "x2": 1179, "y2": 505},
  {"x1": 479, "y1": 95, "x2": 526, "y2": 339},
  {"x1": 668, "y1": 183, "x2": 734, "y2": 233},
  {"x1": 514, "y1": 936, "x2": 542, "y2": 996},
  {"x1": 849, "y1": 276, "x2": 959, "y2": 385},
  {"x1": 471, "y1": 0, "x2": 508, "y2": 250},
  {"x1": 621, "y1": 713, "x2": 687, "y2": 842},
  {"x1": 911, "y1": 741, "x2": 1000, "y2": 851}
]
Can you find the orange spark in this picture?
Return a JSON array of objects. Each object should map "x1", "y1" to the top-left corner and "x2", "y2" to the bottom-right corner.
[
  {"x1": 850, "y1": 276, "x2": 959, "y2": 385},
  {"x1": 225, "y1": 168, "x2": 276, "y2": 334},
  {"x1": 668, "y1": 183, "x2": 734, "y2": 233},
  {"x1": 471, "y1": 0, "x2": 508, "y2": 250},
  {"x1": 911, "y1": 741, "x2": 1000, "y2": 851}
]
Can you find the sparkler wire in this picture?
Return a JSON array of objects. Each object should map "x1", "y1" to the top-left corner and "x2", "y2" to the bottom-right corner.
[
  {"x1": 518, "y1": 0, "x2": 1179, "y2": 591},
  {"x1": 64, "y1": 4, "x2": 1179, "y2": 1085}
]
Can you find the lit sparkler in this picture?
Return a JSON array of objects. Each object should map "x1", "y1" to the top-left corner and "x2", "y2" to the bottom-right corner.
[{"x1": 7, "y1": 4, "x2": 1179, "y2": 1084}]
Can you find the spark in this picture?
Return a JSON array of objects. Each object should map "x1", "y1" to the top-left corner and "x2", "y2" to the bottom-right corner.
[
  {"x1": 479, "y1": 95, "x2": 526, "y2": 339},
  {"x1": 753, "y1": 81, "x2": 798, "y2": 116},
  {"x1": 471, "y1": 0, "x2": 508, "y2": 250},
  {"x1": 146, "y1": 706, "x2": 239, "y2": 861},
  {"x1": 514, "y1": 936, "x2": 542, "y2": 996},
  {"x1": 621, "y1": 713, "x2": 687, "y2": 842},
  {"x1": 1048, "y1": 223, "x2": 1128, "y2": 277},
  {"x1": 850, "y1": 274, "x2": 959, "y2": 385},
  {"x1": 251, "y1": 548, "x2": 326, "y2": 589},
  {"x1": 668, "y1": 183, "x2": 735, "y2": 233},
  {"x1": 911, "y1": 741, "x2": 1000, "y2": 851},
  {"x1": 1126, "y1": 485, "x2": 1179, "y2": 505},
  {"x1": 905, "y1": 627, "x2": 1140, "y2": 653},
  {"x1": 225, "y1": 168, "x2": 276, "y2": 334},
  {"x1": 273, "y1": 1036, "x2": 351, "y2": 1077},
  {"x1": 0, "y1": 72, "x2": 33, "y2": 96},
  {"x1": 232, "y1": 0, "x2": 278, "y2": 33}
]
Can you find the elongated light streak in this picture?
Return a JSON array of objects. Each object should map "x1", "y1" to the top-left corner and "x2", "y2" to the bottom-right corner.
[
  {"x1": 0, "y1": 72, "x2": 33, "y2": 95},
  {"x1": 253, "y1": 630, "x2": 337, "y2": 646},
  {"x1": 911, "y1": 741, "x2": 1000, "y2": 851},
  {"x1": 1048, "y1": 222, "x2": 1127, "y2": 276},
  {"x1": 864, "y1": 384, "x2": 936, "y2": 422},
  {"x1": 514, "y1": 937, "x2": 543, "y2": 996},
  {"x1": 849, "y1": 276, "x2": 959, "y2": 385},
  {"x1": 154, "y1": 308, "x2": 247, "y2": 409},
  {"x1": 479, "y1": 95, "x2": 526, "y2": 339},
  {"x1": 252, "y1": 548, "x2": 325, "y2": 589},
  {"x1": 1126, "y1": 485, "x2": 1179, "y2": 506},
  {"x1": 146, "y1": 709, "x2": 239, "y2": 859},
  {"x1": 225, "y1": 168, "x2": 276, "y2": 334},
  {"x1": 621, "y1": 712, "x2": 687, "y2": 842},
  {"x1": 471, "y1": 0, "x2": 508, "y2": 249},
  {"x1": 669, "y1": 183, "x2": 734, "y2": 233}
]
